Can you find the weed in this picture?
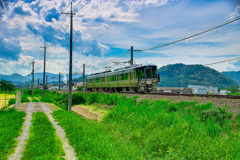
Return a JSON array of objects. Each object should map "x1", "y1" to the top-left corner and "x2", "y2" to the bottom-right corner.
[{"x1": 21, "y1": 112, "x2": 65, "y2": 159}]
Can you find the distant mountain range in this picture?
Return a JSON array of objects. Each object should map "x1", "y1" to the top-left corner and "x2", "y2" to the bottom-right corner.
[
  {"x1": 0, "y1": 72, "x2": 86, "y2": 85},
  {"x1": 222, "y1": 71, "x2": 240, "y2": 84},
  {"x1": 158, "y1": 63, "x2": 238, "y2": 89}
]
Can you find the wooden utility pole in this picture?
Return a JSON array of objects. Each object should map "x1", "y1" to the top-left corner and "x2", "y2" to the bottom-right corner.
[
  {"x1": 30, "y1": 59, "x2": 35, "y2": 95},
  {"x1": 83, "y1": 64, "x2": 85, "y2": 91},
  {"x1": 62, "y1": 2, "x2": 75, "y2": 111},
  {"x1": 40, "y1": 42, "x2": 47, "y2": 98},
  {"x1": 38, "y1": 78, "x2": 39, "y2": 89},
  {"x1": 59, "y1": 73, "x2": 61, "y2": 90}
]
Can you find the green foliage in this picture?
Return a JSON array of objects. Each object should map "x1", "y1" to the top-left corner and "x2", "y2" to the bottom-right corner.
[
  {"x1": 0, "y1": 108, "x2": 26, "y2": 159},
  {"x1": 226, "y1": 85, "x2": 239, "y2": 93},
  {"x1": 21, "y1": 112, "x2": 65, "y2": 160},
  {"x1": 76, "y1": 86, "x2": 83, "y2": 91},
  {"x1": 8, "y1": 98, "x2": 15, "y2": 105},
  {"x1": 158, "y1": 63, "x2": 238, "y2": 88},
  {"x1": 0, "y1": 80, "x2": 15, "y2": 92},
  {"x1": 52, "y1": 110, "x2": 143, "y2": 159},
  {"x1": 52, "y1": 92, "x2": 240, "y2": 159}
]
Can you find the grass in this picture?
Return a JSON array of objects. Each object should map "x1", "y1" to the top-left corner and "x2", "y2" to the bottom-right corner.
[
  {"x1": 21, "y1": 112, "x2": 65, "y2": 160},
  {"x1": 53, "y1": 92, "x2": 240, "y2": 159},
  {"x1": 53, "y1": 110, "x2": 143, "y2": 159},
  {"x1": 0, "y1": 108, "x2": 26, "y2": 159}
]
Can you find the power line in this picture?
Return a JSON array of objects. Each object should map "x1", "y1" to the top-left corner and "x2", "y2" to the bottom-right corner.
[
  {"x1": 134, "y1": 24, "x2": 240, "y2": 59},
  {"x1": 204, "y1": 56, "x2": 240, "y2": 66},
  {"x1": 74, "y1": 0, "x2": 92, "y2": 13},
  {"x1": 140, "y1": 16, "x2": 240, "y2": 52}
]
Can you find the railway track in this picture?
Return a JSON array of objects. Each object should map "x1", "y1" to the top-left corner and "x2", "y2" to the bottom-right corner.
[
  {"x1": 120, "y1": 92, "x2": 240, "y2": 99},
  {"x1": 82, "y1": 90, "x2": 240, "y2": 99}
]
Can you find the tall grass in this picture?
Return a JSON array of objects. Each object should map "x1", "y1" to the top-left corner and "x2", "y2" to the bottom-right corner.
[
  {"x1": 53, "y1": 110, "x2": 143, "y2": 159},
  {"x1": 21, "y1": 112, "x2": 65, "y2": 160},
  {"x1": 0, "y1": 108, "x2": 26, "y2": 159},
  {"x1": 54, "y1": 92, "x2": 240, "y2": 159}
]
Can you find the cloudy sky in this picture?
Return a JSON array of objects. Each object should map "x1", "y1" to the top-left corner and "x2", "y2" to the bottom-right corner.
[{"x1": 0, "y1": 0, "x2": 240, "y2": 76}]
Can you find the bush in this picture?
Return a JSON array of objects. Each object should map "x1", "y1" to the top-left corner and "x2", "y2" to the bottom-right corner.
[{"x1": 8, "y1": 98, "x2": 15, "y2": 105}]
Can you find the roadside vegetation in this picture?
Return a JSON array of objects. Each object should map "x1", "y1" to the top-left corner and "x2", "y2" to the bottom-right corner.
[
  {"x1": 52, "y1": 91, "x2": 240, "y2": 159},
  {"x1": 0, "y1": 108, "x2": 26, "y2": 159},
  {"x1": 17, "y1": 89, "x2": 240, "y2": 159},
  {"x1": 21, "y1": 112, "x2": 65, "y2": 160}
]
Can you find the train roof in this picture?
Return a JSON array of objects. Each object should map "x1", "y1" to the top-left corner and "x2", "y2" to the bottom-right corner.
[{"x1": 87, "y1": 64, "x2": 157, "y2": 79}]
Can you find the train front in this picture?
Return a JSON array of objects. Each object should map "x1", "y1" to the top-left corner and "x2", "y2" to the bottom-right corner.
[{"x1": 136, "y1": 65, "x2": 160, "y2": 93}]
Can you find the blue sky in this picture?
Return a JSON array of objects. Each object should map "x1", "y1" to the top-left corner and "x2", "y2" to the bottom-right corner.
[{"x1": 0, "y1": 0, "x2": 240, "y2": 75}]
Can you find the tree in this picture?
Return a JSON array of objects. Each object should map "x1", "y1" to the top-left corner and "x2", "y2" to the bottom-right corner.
[{"x1": 0, "y1": 80, "x2": 15, "y2": 92}]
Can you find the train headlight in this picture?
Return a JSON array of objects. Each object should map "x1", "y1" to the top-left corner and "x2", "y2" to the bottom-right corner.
[{"x1": 140, "y1": 80, "x2": 145, "y2": 84}]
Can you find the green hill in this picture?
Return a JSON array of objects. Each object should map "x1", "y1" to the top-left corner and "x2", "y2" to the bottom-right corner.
[
  {"x1": 222, "y1": 71, "x2": 240, "y2": 84},
  {"x1": 158, "y1": 63, "x2": 237, "y2": 88}
]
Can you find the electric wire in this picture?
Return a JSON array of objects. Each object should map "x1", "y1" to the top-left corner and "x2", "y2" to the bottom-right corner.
[
  {"x1": 74, "y1": 0, "x2": 92, "y2": 13},
  {"x1": 134, "y1": 24, "x2": 240, "y2": 59},
  {"x1": 139, "y1": 16, "x2": 240, "y2": 52},
  {"x1": 96, "y1": 15, "x2": 240, "y2": 71}
]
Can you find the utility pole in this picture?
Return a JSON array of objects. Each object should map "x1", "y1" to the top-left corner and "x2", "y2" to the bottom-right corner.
[
  {"x1": 40, "y1": 42, "x2": 47, "y2": 98},
  {"x1": 62, "y1": 1, "x2": 75, "y2": 111},
  {"x1": 83, "y1": 64, "x2": 85, "y2": 91},
  {"x1": 128, "y1": 46, "x2": 141, "y2": 65},
  {"x1": 59, "y1": 73, "x2": 61, "y2": 90},
  {"x1": 38, "y1": 78, "x2": 39, "y2": 89},
  {"x1": 46, "y1": 75, "x2": 48, "y2": 89},
  {"x1": 30, "y1": 59, "x2": 35, "y2": 95}
]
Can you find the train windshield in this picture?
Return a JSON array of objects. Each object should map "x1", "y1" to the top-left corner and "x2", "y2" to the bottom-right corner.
[{"x1": 136, "y1": 66, "x2": 157, "y2": 79}]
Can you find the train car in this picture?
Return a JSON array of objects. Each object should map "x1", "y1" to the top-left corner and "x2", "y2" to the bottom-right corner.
[{"x1": 86, "y1": 64, "x2": 160, "y2": 93}]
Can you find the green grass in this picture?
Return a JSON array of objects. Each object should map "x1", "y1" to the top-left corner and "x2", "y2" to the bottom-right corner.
[
  {"x1": 0, "y1": 108, "x2": 26, "y2": 159},
  {"x1": 53, "y1": 92, "x2": 240, "y2": 159},
  {"x1": 53, "y1": 110, "x2": 143, "y2": 159},
  {"x1": 31, "y1": 97, "x2": 39, "y2": 102},
  {"x1": 21, "y1": 112, "x2": 65, "y2": 160}
]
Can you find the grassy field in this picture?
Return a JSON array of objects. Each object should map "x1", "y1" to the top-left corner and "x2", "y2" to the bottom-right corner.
[
  {"x1": 51, "y1": 92, "x2": 240, "y2": 159},
  {"x1": 0, "y1": 94, "x2": 15, "y2": 109},
  {"x1": 0, "y1": 108, "x2": 26, "y2": 159},
  {"x1": 21, "y1": 112, "x2": 65, "y2": 160},
  {"x1": 18, "y1": 89, "x2": 240, "y2": 159}
]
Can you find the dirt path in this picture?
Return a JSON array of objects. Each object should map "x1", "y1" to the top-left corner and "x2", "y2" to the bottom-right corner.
[
  {"x1": 9, "y1": 97, "x2": 77, "y2": 160},
  {"x1": 40, "y1": 102, "x2": 77, "y2": 160},
  {"x1": 72, "y1": 105, "x2": 101, "y2": 121},
  {"x1": 8, "y1": 101, "x2": 35, "y2": 160}
]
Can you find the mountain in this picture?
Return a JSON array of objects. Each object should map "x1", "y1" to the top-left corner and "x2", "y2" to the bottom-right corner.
[
  {"x1": 222, "y1": 71, "x2": 240, "y2": 84},
  {"x1": 0, "y1": 73, "x2": 28, "y2": 85},
  {"x1": 158, "y1": 63, "x2": 238, "y2": 89},
  {"x1": 24, "y1": 72, "x2": 83, "y2": 82}
]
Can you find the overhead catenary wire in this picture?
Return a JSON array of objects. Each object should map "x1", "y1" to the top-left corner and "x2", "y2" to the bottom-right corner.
[
  {"x1": 95, "y1": 15, "x2": 240, "y2": 71},
  {"x1": 139, "y1": 16, "x2": 240, "y2": 52},
  {"x1": 134, "y1": 24, "x2": 240, "y2": 59}
]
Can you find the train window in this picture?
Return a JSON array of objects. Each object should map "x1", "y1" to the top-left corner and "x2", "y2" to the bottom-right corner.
[
  {"x1": 152, "y1": 66, "x2": 157, "y2": 78},
  {"x1": 110, "y1": 75, "x2": 116, "y2": 81},
  {"x1": 102, "y1": 77, "x2": 105, "y2": 82},
  {"x1": 136, "y1": 67, "x2": 145, "y2": 79},
  {"x1": 96, "y1": 77, "x2": 100, "y2": 83},
  {"x1": 130, "y1": 72, "x2": 133, "y2": 79}
]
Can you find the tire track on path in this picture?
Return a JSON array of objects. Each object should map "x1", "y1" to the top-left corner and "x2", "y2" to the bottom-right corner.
[
  {"x1": 40, "y1": 102, "x2": 77, "y2": 160},
  {"x1": 8, "y1": 100, "x2": 35, "y2": 160}
]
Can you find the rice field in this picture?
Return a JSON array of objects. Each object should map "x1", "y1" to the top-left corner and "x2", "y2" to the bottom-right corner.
[{"x1": 0, "y1": 94, "x2": 15, "y2": 109}]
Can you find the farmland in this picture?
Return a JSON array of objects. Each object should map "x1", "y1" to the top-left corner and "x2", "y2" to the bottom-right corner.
[
  {"x1": 0, "y1": 89, "x2": 240, "y2": 159},
  {"x1": 0, "y1": 93, "x2": 15, "y2": 109}
]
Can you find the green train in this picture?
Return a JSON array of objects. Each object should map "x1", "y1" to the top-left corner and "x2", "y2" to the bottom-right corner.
[{"x1": 86, "y1": 64, "x2": 160, "y2": 93}]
